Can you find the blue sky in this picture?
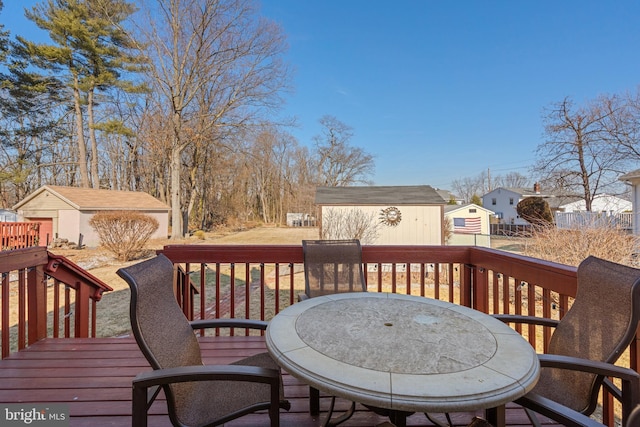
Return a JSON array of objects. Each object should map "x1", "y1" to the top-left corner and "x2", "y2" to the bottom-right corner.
[{"x1": 4, "y1": 1, "x2": 640, "y2": 190}]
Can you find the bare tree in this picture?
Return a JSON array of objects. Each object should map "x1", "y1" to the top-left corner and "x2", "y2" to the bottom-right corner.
[
  {"x1": 601, "y1": 90, "x2": 640, "y2": 167},
  {"x1": 135, "y1": 0, "x2": 290, "y2": 238},
  {"x1": 320, "y1": 207, "x2": 380, "y2": 244},
  {"x1": 451, "y1": 171, "x2": 488, "y2": 203},
  {"x1": 493, "y1": 172, "x2": 531, "y2": 189},
  {"x1": 312, "y1": 115, "x2": 375, "y2": 186},
  {"x1": 453, "y1": 170, "x2": 533, "y2": 204},
  {"x1": 245, "y1": 127, "x2": 299, "y2": 224},
  {"x1": 534, "y1": 96, "x2": 626, "y2": 211}
]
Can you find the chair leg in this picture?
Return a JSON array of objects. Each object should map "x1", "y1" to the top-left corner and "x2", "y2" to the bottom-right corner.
[
  {"x1": 485, "y1": 405, "x2": 505, "y2": 427},
  {"x1": 310, "y1": 386, "x2": 320, "y2": 415},
  {"x1": 270, "y1": 380, "x2": 280, "y2": 427},
  {"x1": 324, "y1": 400, "x2": 356, "y2": 427},
  {"x1": 523, "y1": 408, "x2": 542, "y2": 427},
  {"x1": 389, "y1": 410, "x2": 408, "y2": 427},
  {"x1": 424, "y1": 413, "x2": 452, "y2": 427},
  {"x1": 132, "y1": 385, "x2": 148, "y2": 427}
]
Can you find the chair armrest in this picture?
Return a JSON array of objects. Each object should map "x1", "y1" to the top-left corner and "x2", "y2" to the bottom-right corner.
[
  {"x1": 131, "y1": 364, "x2": 281, "y2": 427},
  {"x1": 133, "y1": 364, "x2": 280, "y2": 389},
  {"x1": 538, "y1": 354, "x2": 640, "y2": 382},
  {"x1": 190, "y1": 318, "x2": 269, "y2": 331},
  {"x1": 515, "y1": 392, "x2": 605, "y2": 427},
  {"x1": 492, "y1": 314, "x2": 560, "y2": 328},
  {"x1": 538, "y1": 354, "x2": 640, "y2": 425}
]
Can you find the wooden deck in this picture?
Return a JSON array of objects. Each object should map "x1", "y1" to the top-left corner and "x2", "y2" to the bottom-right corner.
[{"x1": 0, "y1": 336, "x2": 560, "y2": 427}]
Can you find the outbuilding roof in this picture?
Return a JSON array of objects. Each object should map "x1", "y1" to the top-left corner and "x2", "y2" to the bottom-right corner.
[
  {"x1": 13, "y1": 185, "x2": 170, "y2": 211},
  {"x1": 620, "y1": 169, "x2": 640, "y2": 181},
  {"x1": 443, "y1": 203, "x2": 494, "y2": 215},
  {"x1": 315, "y1": 185, "x2": 446, "y2": 205}
]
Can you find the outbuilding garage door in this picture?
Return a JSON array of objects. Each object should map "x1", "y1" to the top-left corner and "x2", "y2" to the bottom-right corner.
[{"x1": 26, "y1": 218, "x2": 53, "y2": 246}]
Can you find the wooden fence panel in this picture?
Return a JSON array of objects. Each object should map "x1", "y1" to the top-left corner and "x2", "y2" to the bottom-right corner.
[{"x1": 0, "y1": 222, "x2": 41, "y2": 250}]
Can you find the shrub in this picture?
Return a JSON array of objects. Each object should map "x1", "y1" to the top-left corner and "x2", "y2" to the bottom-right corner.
[
  {"x1": 193, "y1": 230, "x2": 206, "y2": 240},
  {"x1": 321, "y1": 208, "x2": 380, "y2": 244},
  {"x1": 470, "y1": 194, "x2": 482, "y2": 206},
  {"x1": 443, "y1": 216, "x2": 453, "y2": 244},
  {"x1": 89, "y1": 211, "x2": 159, "y2": 261},
  {"x1": 516, "y1": 197, "x2": 553, "y2": 225},
  {"x1": 521, "y1": 224, "x2": 639, "y2": 267}
]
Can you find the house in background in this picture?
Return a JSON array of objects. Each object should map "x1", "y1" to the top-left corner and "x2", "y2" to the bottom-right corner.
[
  {"x1": 13, "y1": 185, "x2": 170, "y2": 247},
  {"x1": 554, "y1": 193, "x2": 631, "y2": 214},
  {"x1": 481, "y1": 183, "x2": 551, "y2": 225},
  {"x1": 315, "y1": 185, "x2": 446, "y2": 245},
  {"x1": 620, "y1": 169, "x2": 640, "y2": 235},
  {"x1": 444, "y1": 203, "x2": 494, "y2": 247},
  {"x1": 435, "y1": 188, "x2": 464, "y2": 205},
  {"x1": 0, "y1": 209, "x2": 17, "y2": 222}
]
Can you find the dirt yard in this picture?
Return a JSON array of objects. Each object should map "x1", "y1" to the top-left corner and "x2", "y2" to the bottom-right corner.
[
  {"x1": 53, "y1": 226, "x2": 319, "y2": 282},
  {"x1": 45, "y1": 226, "x2": 318, "y2": 337}
]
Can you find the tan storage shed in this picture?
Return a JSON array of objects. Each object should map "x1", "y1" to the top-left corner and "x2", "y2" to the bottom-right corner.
[{"x1": 13, "y1": 185, "x2": 170, "y2": 247}]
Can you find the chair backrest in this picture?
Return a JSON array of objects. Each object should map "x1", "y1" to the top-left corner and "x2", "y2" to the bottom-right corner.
[
  {"x1": 537, "y1": 256, "x2": 640, "y2": 414},
  {"x1": 117, "y1": 254, "x2": 202, "y2": 371},
  {"x1": 302, "y1": 239, "x2": 366, "y2": 298},
  {"x1": 118, "y1": 254, "x2": 205, "y2": 426}
]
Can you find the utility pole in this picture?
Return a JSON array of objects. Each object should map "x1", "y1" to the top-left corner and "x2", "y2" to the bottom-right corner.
[{"x1": 487, "y1": 167, "x2": 492, "y2": 191}]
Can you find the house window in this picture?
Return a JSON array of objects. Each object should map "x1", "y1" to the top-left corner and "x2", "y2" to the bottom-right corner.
[
  {"x1": 469, "y1": 208, "x2": 477, "y2": 213},
  {"x1": 509, "y1": 198, "x2": 514, "y2": 205},
  {"x1": 491, "y1": 198, "x2": 496, "y2": 205}
]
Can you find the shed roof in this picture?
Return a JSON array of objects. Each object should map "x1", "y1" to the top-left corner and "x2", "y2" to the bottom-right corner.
[
  {"x1": 443, "y1": 203, "x2": 494, "y2": 215},
  {"x1": 13, "y1": 185, "x2": 170, "y2": 211},
  {"x1": 315, "y1": 185, "x2": 446, "y2": 205}
]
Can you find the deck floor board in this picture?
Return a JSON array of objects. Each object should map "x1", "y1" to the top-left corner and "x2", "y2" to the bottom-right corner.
[{"x1": 0, "y1": 337, "x2": 559, "y2": 426}]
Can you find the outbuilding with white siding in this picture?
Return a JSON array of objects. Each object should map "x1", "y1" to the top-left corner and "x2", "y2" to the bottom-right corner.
[
  {"x1": 315, "y1": 185, "x2": 446, "y2": 245},
  {"x1": 444, "y1": 203, "x2": 494, "y2": 247}
]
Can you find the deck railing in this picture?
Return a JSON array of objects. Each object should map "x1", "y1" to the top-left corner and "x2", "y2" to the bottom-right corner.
[
  {"x1": 159, "y1": 244, "x2": 637, "y2": 426},
  {"x1": 0, "y1": 244, "x2": 635, "y2": 425},
  {"x1": 0, "y1": 246, "x2": 112, "y2": 358}
]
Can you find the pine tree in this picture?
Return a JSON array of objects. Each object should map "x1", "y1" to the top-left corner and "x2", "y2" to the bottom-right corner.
[{"x1": 17, "y1": 0, "x2": 145, "y2": 188}]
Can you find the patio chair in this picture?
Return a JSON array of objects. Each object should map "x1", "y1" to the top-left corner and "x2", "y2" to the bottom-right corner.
[
  {"x1": 117, "y1": 254, "x2": 290, "y2": 427},
  {"x1": 301, "y1": 239, "x2": 366, "y2": 421},
  {"x1": 494, "y1": 256, "x2": 640, "y2": 427},
  {"x1": 301, "y1": 239, "x2": 366, "y2": 300}
]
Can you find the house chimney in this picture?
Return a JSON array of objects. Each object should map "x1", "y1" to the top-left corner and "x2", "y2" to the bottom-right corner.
[{"x1": 533, "y1": 182, "x2": 540, "y2": 194}]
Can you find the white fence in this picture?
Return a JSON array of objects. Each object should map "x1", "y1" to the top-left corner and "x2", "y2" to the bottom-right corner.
[
  {"x1": 447, "y1": 233, "x2": 491, "y2": 247},
  {"x1": 555, "y1": 212, "x2": 633, "y2": 230}
]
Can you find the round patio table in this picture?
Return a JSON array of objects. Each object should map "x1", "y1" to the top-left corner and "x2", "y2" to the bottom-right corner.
[{"x1": 266, "y1": 292, "x2": 539, "y2": 427}]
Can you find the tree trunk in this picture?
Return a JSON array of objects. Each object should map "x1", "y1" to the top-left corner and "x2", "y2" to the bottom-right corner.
[
  {"x1": 73, "y1": 75, "x2": 90, "y2": 188},
  {"x1": 170, "y1": 144, "x2": 182, "y2": 239},
  {"x1": 87, "y1": 87, "x2": 99, "y2": 188}
]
